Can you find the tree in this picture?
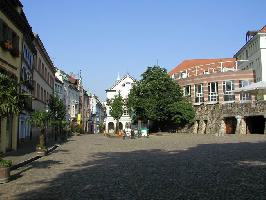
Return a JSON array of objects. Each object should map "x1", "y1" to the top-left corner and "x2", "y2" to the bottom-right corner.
[
  {"x1": 29, "y1": 111, "x2": 49, "y2": 151},
  {"x1": 127, "y1": 66, "x2": 195, "y2": 131},
  {"x1": 0, "y1": 73, "x2": 27, "y2": 117},
  {"x1": 109, "y1": 94, "x2": 124, "y2": 134},
  {"x1": 48, "y1": 95, "x2": 66, "y2": 140}
]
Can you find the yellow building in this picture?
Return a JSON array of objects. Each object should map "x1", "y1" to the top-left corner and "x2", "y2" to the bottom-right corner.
[{"x1": 0, "y1": 0, "x2": 25, "y2": 153}]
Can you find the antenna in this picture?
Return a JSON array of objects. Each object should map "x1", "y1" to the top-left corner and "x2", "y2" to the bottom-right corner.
[{"x1": 156, "y1": 59, "x2": 159, "y2": 66}]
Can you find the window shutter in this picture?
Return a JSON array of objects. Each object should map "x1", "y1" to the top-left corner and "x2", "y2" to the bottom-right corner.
[{"x1": 0, "y1": 18, "x2": 3, "y2": 42}]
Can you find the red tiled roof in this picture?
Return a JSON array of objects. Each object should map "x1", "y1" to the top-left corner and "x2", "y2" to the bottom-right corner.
[
  {"x1": 68, "y1": 76, "x2": 78, "y2": 84},
  {"x1": 169, "y1": 58, "x2": 236, "y2": 77},
  {"x1": 259, "y1": 25, "x2": 266, "y2": 33}
]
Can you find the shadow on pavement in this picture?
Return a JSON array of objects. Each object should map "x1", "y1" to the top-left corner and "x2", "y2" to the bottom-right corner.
[{"x1": 13, "y1": 141, "x2": 266, "y2": 200}]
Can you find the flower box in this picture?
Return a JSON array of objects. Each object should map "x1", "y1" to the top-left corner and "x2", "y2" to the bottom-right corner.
[{"x1": 1, "y1": 40, "x2": 13, "y2": 51}]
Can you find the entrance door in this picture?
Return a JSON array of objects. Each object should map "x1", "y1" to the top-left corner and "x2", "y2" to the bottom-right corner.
[{"x1": 225, "y1": 117, "x2": 237, "y2": 134}]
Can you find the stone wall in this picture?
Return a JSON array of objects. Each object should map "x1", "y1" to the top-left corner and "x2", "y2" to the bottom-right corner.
[{"x1": 178, "y1": 101, "x2": 266, "y2": 135}]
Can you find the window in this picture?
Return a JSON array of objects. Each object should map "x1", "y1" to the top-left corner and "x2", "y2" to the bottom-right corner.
[
  {"x1": 44, "y1": 90, "x2": 46, "y2": 103},
  {"x1": 208, "y1": 82, "x2": 218, "y2": 102},
  {"x1": 38, "y1": 59, "x2": 41, "y2": 72},
  {"x1": 71, "y1": 105, "x2": 75, "y2": 117},
  {"x1": 123, "y1": 109, "x2": 128, "y2": 116},
  {"x1": 41, "y1": 87, "x2": 43, "y2": 101},
  {"x1": 41, "y1": 63, "x2": 44, "y2": 76},
  {"x1": 223, "y1": 81, "x2": 235, "y2": 102},
  {"x1": 194, "y1": 84, "x2": 204, "y2": 103},
  {"x1": 37, "y1": 83, "x2": 40, "y2": 98},
  {"x1": 45, "y1": 68, "x2": 47, "y2": 81},
  {"x1": 239, "y1": 80, "x2": 251, "y2": 101},
  {"x1": 183, "y1": 85, "x2": 191, "y2": 96},
  {"x1": 12, "y1": 32, "x2": 19, "y2": 52}
]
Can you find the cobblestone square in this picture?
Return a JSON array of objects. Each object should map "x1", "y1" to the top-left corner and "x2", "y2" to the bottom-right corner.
[{"x1": 1, "y1": 134, "x2": 266, "y2": 200}]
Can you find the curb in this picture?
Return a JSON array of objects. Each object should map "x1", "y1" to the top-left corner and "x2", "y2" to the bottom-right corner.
[{"x1": 10, "y1": 145, "x2": 59, "y2": 171}]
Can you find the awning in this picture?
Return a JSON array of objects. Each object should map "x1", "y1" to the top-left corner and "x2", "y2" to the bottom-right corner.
[{"x1": 234, "y1": 81, "x2": 266, "y2": 94}]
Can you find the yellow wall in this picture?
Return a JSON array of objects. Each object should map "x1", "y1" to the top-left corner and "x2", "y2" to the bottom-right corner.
[
  {"x1": 0, "y1": 10, "x2": 23, "y2": 79},
  {"x1": 0, "y1": 11, "x2": 23, "y2": 152}
]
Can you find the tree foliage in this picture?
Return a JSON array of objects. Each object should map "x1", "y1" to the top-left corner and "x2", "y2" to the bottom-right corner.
[
  {"x1": 29, "y1": 110, "x2": 49, "y2": 149},
  {"x1": 127, "y1": 66, "x2": 195, "y2": 131},
  {"x1": 109, "y1": 94, "x2": 124, "y2": 132},
  {"x1": 48, "y1": 95, "x2": 66, "y2": 122},
  {"x1": 29, "y1": 110, "x2": 49, "y2": 130},
  {"x1": 109, "y1": 94, "x2": 124, "y2": 121},
  {"x1": 0, "y1": 73, "x2": 28, "y2": 117},
  {"x1": 48, "y1": 95, "x2": 67, "y2": 140}
]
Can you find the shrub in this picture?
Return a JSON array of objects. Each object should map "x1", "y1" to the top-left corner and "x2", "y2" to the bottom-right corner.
[{"x1": 0, "y1": 159, "x2": 12, "y2": 168}]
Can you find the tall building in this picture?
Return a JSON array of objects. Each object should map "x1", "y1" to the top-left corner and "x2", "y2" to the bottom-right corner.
[
  {"x1": 32, "y1": 34, "x2": 55, "y2": 111},
  {"x1": 234, "y1": 25, "x2": 266, "y2": 82},
  {"x1": 32, "y1": 34, "x2": 55, "y2": 139},
  {"x1": 105, "y1": 74, "x2": 135, "y2": 133},
  {"x1": 0, "y1": 0, "x2": 33, "y2": 152},
  {"x1": 19, "y1": 26, "x2": 36, "y2": 143}
]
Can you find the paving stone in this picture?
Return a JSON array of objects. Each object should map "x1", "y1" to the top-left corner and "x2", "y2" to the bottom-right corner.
[{"x1": 0, "y1": 134, "x2": 266, "y2": 200}]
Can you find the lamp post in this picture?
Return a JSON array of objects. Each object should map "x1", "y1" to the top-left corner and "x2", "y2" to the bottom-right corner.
[{"x1": 45, "y1": 104, "x2": 49, "y2": 146}]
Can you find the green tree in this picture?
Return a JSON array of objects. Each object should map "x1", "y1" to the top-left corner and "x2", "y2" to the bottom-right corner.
[
  {"x1": 0, "y1": 73, "x2": 27, "y2": 117},
  {"x1": 48, "y1": 95, "x2": 66, "y2": 141},
  {"x1": 109, "y1": 94, "x2": 124, "y2": 134},
  {"x1": 127, "y1": 66, "x2": 195, "y2": 131},
  {"x1": 29, "y1": 111, "x2": 49, "y2": 150}
]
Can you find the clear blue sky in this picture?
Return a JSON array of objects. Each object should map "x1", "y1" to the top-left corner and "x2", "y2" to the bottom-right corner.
[{"x1": 21, "y1": 0, "x2": 266, "y2": 100}]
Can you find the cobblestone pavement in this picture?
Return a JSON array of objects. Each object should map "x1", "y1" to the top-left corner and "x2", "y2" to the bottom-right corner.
[{"x1": 1, "y1": 134, "x2": 266, "y2": 200}]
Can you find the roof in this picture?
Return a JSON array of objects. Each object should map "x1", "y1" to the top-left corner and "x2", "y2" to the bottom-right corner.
[
  {"x1": 169, "y1": 58, "x2": 236, "y2": 77},
  {"x1": 234, "y1": 25, "x2": 266, "y2": 57},
  {"x1": 106, "y1": 74, "x2": 136, "y2": 91},
  {"x1": 259, "y1": 25, "x2": 266, "y2": 33}
]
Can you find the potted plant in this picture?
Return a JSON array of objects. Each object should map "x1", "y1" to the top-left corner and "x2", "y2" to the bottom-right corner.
[
  {"x1": 0, "y1": 153, "x2": 12, "y2": 184},
  {"x1": 30, "y1": 111, "x2": 50, "y2": 156},
  {"x1": 1, "y1": 40, "x2": 13, "y2": 51}
]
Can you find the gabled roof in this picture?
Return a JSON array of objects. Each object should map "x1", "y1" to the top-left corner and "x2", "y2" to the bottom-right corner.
[
  {"x1": 168, "y1": 58, "x2": 236, "y2": 76},
  {"x1": 106, "y1": 74, "x2": 136, "y2": 91},
  {"x1": 259, "y1": 25, "x2": 266, "y2": 33}
]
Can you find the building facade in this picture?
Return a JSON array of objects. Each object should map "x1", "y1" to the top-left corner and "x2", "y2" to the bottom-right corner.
[
  {"x1": 19, "y1": 31, "x2": 36, "y2": 143},
  {"x1": 90, "y1": 94, "x2": 105, "y2": 134},
  {"x1": 169, "y1": 58, "x2": 256, "y2": 105},
  {"x1": 32, "y1": 34, "x2": 55, "y2": 111},
  {"x1": 0, "y1": 0, "x2": 30, "y2": 152},
  {"x1": 105, "y1": 74, "x2": 135, "y2": 133},
  {"x1": 32, "y1": 34, "x2": 55, "y2": 139},
  {"x1": 234, "y1": 26, "x2": 266, "y2": 82},
  {"x1": 169, "y1": 58, "x2": 265, "y2": 135}
]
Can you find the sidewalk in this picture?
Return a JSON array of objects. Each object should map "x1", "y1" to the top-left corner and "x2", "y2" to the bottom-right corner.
[{"x1": 3, "y1": 136, "x2": 59, "y2": 168}]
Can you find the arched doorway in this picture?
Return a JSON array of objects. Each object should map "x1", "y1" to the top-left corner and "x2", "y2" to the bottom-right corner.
[
  {"x1": 125, "y1": 122, "x2": 130, "y2": 129},
  {"x1": 108, "y1": 122, "x2": 114, "y2": 133},
  {"x1": 224, "y1": 117, "x2": 237, "y2": 134},
  {"x1": 246, "y1": 116, "x2": 265, "y2": 134},
  {"x1": 119, "y1": 122, "x2": 123, "y2": 130}
]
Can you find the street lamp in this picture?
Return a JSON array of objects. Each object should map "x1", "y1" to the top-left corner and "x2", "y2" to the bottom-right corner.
[{"x1": 45, "y1": 103, "x2": 49, "y2": 146}]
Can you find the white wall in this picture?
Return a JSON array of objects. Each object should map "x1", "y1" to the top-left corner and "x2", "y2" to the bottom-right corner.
[{"x1": 235, "y1": 33, "x2": 266, "y2": 82}]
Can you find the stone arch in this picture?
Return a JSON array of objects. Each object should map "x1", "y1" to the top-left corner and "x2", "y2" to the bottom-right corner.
[{"x1": 108, "y1": 122, "x2": 114, "y2": 133}]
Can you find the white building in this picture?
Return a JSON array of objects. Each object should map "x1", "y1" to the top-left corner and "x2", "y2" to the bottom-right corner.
[
  {"x1": 105, "y1": 74, "x2": 135, "y2": 133},
  {"x1": 234, "y1": 25, "x2": 266, "y2": 82}
]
